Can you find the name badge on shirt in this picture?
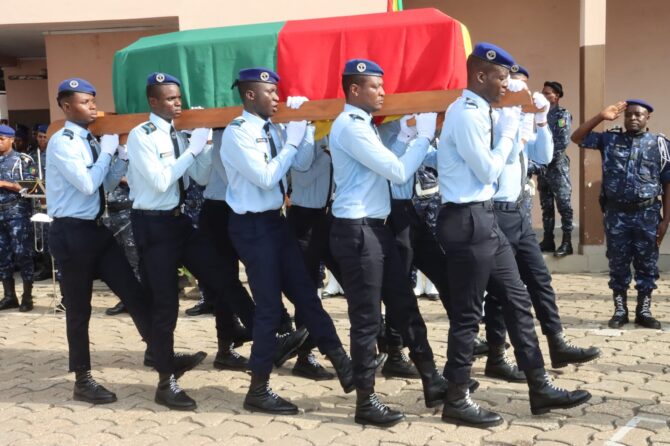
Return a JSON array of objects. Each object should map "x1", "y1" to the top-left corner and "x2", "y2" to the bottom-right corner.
[
  {"x1": 160, "y1": 151, "x2": 173, "y2": 159},
  {"x1": 256, "y1": 138, "x2": 268, "y2": 143}
]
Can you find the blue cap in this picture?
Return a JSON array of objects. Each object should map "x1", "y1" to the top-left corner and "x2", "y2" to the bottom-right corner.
[
  {"x1": 511, "y1": 64, "x2": 529, "y2": 78},
  {"x1": 147, "y1": 72, "x2": 181, "y2": 87},
  {"x1": 343, "y1": 59, "x2": 384, "y2": 76},
  {"x1": 231, "y1": 68, "x2": 280, "y2": 89},
  {"x1": 471, "y1": 42, "x2": 515, "y2": 69},
  {"x1": 0, "y1": 125, "x2": 15, "y2": 137},
  {"x1": 37, "y1": 124, "x2": 49, "y2": 134},
  {"x1": 626, "y1": 99, "x2": 653, "y2": 113},
  {"x1": 58, "y1": 78, "x2": 96, "y2": 96}
]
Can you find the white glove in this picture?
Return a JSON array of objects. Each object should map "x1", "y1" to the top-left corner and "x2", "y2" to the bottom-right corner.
[
  {"x1": 520, "y1": 113, "x2": 535, "y2": 143},
  {"x1": 507, "y1": 77, "x2": 527, "y2": 93},
  {"x1": 533, "y1": 92, "x2": 550, "y2": 124},
  {"x1": 415, "y1": 112, "x2": 438, "y2": 140},
  {"x1": 100, "y1": 134, "x2": 119, "y2": 156},
  {"x1": 286, "y1": 120, "x2": 308, "y2": 147},
  {"x1": 187, "y1": 127, "x2": 210, "y2": 156},
  {"x1": 117, "y1": 144, "x2": 128, "y2": 161},
  {"x1": 498, "y1": 106, "x2": 522, "y2": 140},
  {"x1": 286, "y1": 96, "x2": 309, "y2": 110},
  {"x1": 397, "y1": 115, "x2": 417, "y2": 144}
]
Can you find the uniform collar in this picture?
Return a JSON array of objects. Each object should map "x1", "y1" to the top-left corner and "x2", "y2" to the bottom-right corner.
[
  {"x1": 241, "y1": 110, "x2": 270, "y2": 130},
  {"x1": 463, "y1": 89, "x2": 490, "y2": 109},
  {"x1": 149, "y1": 113, "x2": 173, "y2": 133},
  {"x1": 344, "y1": 104, "x2": 372, "y2": 123},
  {"x1": 64, "y1": 121, "x2": 91, "y2": 139}
]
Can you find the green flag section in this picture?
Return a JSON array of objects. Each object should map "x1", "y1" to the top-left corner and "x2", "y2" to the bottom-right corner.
[{"x1": 113, "y1": 21, "x2": 283, "y2": 114}]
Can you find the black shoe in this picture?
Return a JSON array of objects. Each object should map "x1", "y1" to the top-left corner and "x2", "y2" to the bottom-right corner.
[
  {"x1": 425, "y1": 293, "x2": 439, "y2": 301},
  {"x1": 485, "y1": 344, "x2": 526, "y2": 382},
  {"x1": 214, "y1": 348, "x2": 249, "y2": 371},
  {"x1": 635, "y1": 293, "x2": 662, "y2": 329},
  {"x1": 382, "y1": 348, "x2": 420, "y2": 379},
  {"x1": 73, "y1": 371, "x2": 117, "y2": 405},
  {"x1": 413, "y1": 358, "x2": 449, "y2": 408},
  {"x1": 526, "y1": 368, "x2": 591, "y2": 415},
  {"x1": 274, "y1": 327, "x2": 308, "y2": 368},
  {"x1": 155, "y1": 374, "x2": 196, "y2": 410},
  {"x1": 355, "y1": 391, "x2": 405, "y2": 427},
  {"x1": 547, "y1": 332, "x2": 601, "y2": 368},
  {"x1": 292, "y1": 353, "x2": 335, "y2": 381},
  {"x1": 0, "y1": 295, "x2": 18, "y2": 311},
  {"x1": 32, "y1": 267, "x2": 52, "y2": 282},
  {"x1": 232, "y1": 316, "x2": 252, "y2": 348},
  {"x1": 539, "y1": 234, "x2": 556, "y2": 253},
  {"x1": 105, "y1": 301, "x2": 126, "y2": 316},
  {"x1": 472, "y1": 337, "x2": 489, "y2": 357},
  {"x1": 608, "y1": 291, "x2": 629, "y2": 328},
  {"x1": 325, "y1": 346, "x2": 355, "y2": 393},
  {"x1": 441, "y1": 383, "x2": 503, "y2": 428},
  {"x1": 243, "y1": 373, "x2": 298, "y2": 415},
  {"x1": 144, "y1": 350, "x2": 208, "y2": 379},
  {"x1": 554, "y1": 233, "x2": 573, "y2": 257},
  {"x1": 185, "y1": 297, "x2": 214, "y2": 316}
]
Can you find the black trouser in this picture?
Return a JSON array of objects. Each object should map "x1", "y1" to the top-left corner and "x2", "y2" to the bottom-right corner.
[
  {"x1": 49, "y1": 218, "x2": 153, "y2": 372},
  {"x1": 484, "y1": 203, "x2": 563, "y2": 346},
  {"x1": 131, "y1": 211, "x2": 256, "y2": 374},
  {"x1": 330, "y1": 217, "x2": 434, "y2": 391},
  {"x1": 436, "y1": 202, "x2": 544, "y2": 384},
  {"x1": 228, "y1": 210, "x2": 342, "y2": 375}
]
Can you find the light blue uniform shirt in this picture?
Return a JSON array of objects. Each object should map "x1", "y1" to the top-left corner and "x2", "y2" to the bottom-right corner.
[
  {"x1": 330, "y1": 104, "x2": 430, "y2": 219},
  {"x1": 203, "y1": 129, "x2": 229, "y2": 201},
  {"x1": 220, "y1": 110, "x2": 315, "y2": 214},
  {"x1": 45, "y1": 121, "x2": 126, "y2": 219},
  {"x1": 493, "y1": 124, "x2": 553, "y2": 202},
  {"x1": 289, "y1": 136, "x2": 333, "y2": 209},
  {"x1": 127, "y1": 113, "x2": 212, "y2": 211},
  {"x1": 437, "y1": 89, "x2": 516, "y2": 204}
]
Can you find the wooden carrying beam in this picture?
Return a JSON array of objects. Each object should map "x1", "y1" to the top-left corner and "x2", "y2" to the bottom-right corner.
[{"x1": 47, "y1": 89, "x2": 536, "y2": 138}]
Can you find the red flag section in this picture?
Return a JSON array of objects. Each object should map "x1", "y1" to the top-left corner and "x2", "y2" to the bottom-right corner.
[{"x1": 276, "y1": 8, "x2": 468, "y2": 101}]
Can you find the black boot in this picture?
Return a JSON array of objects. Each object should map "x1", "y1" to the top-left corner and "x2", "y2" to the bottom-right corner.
[
  {"x1": 608, "y1": 291, "x2": 629, "y2": 328},
  {"x1": 214, "y1": 339, "x2": 248, "y2": 371},
  {"x1": 472, "y1": 337, "x2": 489, "y2": 357},
  {"x1": 554, "y1": 232, "x2": 573, "y2": 257},
  {"x1": 243, "y1": 373, "x2": 298, "y2": 415},
  {"x1": 324, "y1": 346, "x2": 355, "y2": 393},
  {"x1": 539, "y1": 232, "x2": 556, "y2": 253},
  {"x1": 292, "y1": 351, "x2": 335, "y2": 381},
  {"x1": 274, "y1": 327, "x2": 308, "y2": 367},
  {"x1": 184, "y1": 297, "x2": 214, "y2": 316},
  {"x1": 144, "y1": 350, "x2": 208, "y2": 379},
  {"x1": 441, "y1": 382, "x2": 503, "y2": 427},
  {"x1": 19, "y1": 280, "x2": 33, "y2": 312},
  {"x1": 485, "y1": 343, "x2": 525, "y2": 382},
  {"x1": 73, "y1": 370, "x2": 117, "y2": 404},
  {"x1": 155, "y1": 373, "x2": 196, "y2": 410},
  {"x1": 354, "y1": 389, "x2": 405, "y2": 427},
  {"x1": 526, "y1": 368, "x2": 591, "y2": 415},
  {"x1": 382, "y1": 347, "x2": 420, "y2": 378},
  {"x1": 105, "y1": 301, "x2": 126, "y2": 316},
  {"x1": 635, "y1": 293, "x2": 661, "y2": 329},
  {"x1": 413, "y1": 358, "x2": 449, "y2": 408},
  {"x1": 232, "y1": 315, "x2": 252, "y2": 348},
  {"x1": 0, "y1": 278, "x2": 18, "y2": 311},
  {"x1": 547, "y1": 332, "x2": 601, "y2": 368}
]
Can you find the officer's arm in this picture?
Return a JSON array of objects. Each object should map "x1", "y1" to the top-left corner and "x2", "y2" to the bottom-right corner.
[
  {"x1": 422, "y1": 146, "x2": 438, "y2": 170},
  {"x1": 209, "y1": 129, "x2": 228, "y2": 183},
  {"x1": 103, "y1": 156, "x2": 128, "y2": 192},
  {"x1": 51, "y1": 137, "x2": 111, "y2": 195},
  {"x1": 287, "y1": 125, "x2": 316, "y2": 172},
  {"x1": 127, "y1": 129, "x2": 195, "y2": 193},
  {"x1": 291, "y1": 150, "x2": 330, "y2": 188},
  {"x1": 339, "y1": 121, "x2": 429, "y2": 184},
  {"x1": 526, "y1": 125, "x2": 554, "y2": 165},
  {"x1": 571, "y1": 102, "x2": 626, "y2": 146},
  {"x1": 222, "y1": 126, "x2": 296, "y2": 190},
  {"x1": 187, "y1": 143, "x2": 213, "y2": 185},
  {"x1": 554, "y1": 110, "x2": 572, "y2": 151}
]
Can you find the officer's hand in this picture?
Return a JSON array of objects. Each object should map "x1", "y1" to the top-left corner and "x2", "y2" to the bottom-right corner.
[
  {"x1": 187, "y1": 128, "x2": 210, "y2": 156},
  {"x1": 533, "y1": 92, "x2": 550, "y2": 124},
  {"x1": 507, "y1": 77, "x2": 527, "y2": 93},
  {"x1": 415, "y1": 113, "x2": 438, "y2": 140},
  {"x1": 397, "y1": 115, "x2": 418, "y2": 143},
  {"x1": 498, "y1": 106, "x2": 522, "y2": 140},
  {"x1": 601, "y1": 102, "x2": 627, "y2": 121},
  {"x1": 657, "y1": 219, "x2": 670, "y2": 247},
  {"x1": 117, "y1": 144, "x2": 129, "y2": 161},
  {"x1": 286, "y1": 120, "x2": 308, "y2": 147},
  {"x1": 286, "y1": 96, "x2": 309, "y2": 110},
  {"x1": 100, "y1": 134, "x2": 120, "y2": 156},
  {"x1": 520, "y1": 112, "x2": 535, "y2": 143}
]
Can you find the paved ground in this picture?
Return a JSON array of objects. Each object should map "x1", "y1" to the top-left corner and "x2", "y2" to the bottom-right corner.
[{"x1": 0, "y1": 273, "x2": 668, "y2": 446}]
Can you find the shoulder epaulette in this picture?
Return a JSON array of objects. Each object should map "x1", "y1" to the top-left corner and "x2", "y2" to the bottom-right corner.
[
  {"x1": 142, "y1": 122, "x2": 157, "y2": 134},
  {"x1": 464, "y1": 98, "x2": 478, "y2": 109},
  {"x1": 62, "y1": 129, "x2": 74, "y2": 140},
  {"x1": 229, "y1": 118, "x2": 245, "y2": 128},
  {"x1": 349, "y1": 114, "x2": 365, "y2": 121}
]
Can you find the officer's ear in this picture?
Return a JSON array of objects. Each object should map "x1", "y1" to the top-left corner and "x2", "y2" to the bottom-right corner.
[
  {"x1": 350, "y1": 82, "x2": 360, "y2": 97},
  {"x1": 245, "y1": 88, "x2": 256, "y2": 102},
  {"x1": 476, "y1": 71, "x2": 486, "y2": 84},
  {"x1": 147, "y1": 96, "x2": 158, "y2": 108}
]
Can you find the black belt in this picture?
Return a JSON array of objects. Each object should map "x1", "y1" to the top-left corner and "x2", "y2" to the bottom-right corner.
[
  {"x1": 106, "y1": 201, "x2": 133, "y2": 212},
  {"x1": 493, "y1": 201, "x2": 521, "y2": 211},
  {"x1": 53, "y1": 216, "x2": 104, "y2": 226},
  {"x1": 131, "y1": 207, "x2": 182, "y2": 217},
  {"x1": 605, "y1": 198, "x2": 657, "y2": 212},
  {"x1": 244, "y1": 209, "x2": 282, "y2": 217},
  {"x1": 334, "y1": 217, "x2": 387, "y2": 227},
  {"x1": 442, "y1": 200, "x2": 493, "y2": 210},
  {"x1": 0, "y1": 198, "x2": 20, "y2": 210}
]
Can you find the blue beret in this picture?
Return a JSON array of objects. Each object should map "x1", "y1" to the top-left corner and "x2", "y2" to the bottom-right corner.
[
  {"x1": 231, "y1": 68, "x2": 280, "y2": 89},
  {"x1": 147, "y1": 72, "x2": 181, "y2": 87},
  {"x1": 511, "y1": 64, "x2": 529, "y2": 78},
  {"x1": 343, "y1": 59, "x2": 384, "y2": 76},
  {"x1": 471, "y1": 42, "x2": 515, "y2": 69},
  {"x1": 626, "y1": 99, "x2": 653, "y2": 113},
  {"x1": 58, "y1": 78, "x2": 96, "y2": 96},
  {"x1": 37, "y1": 124, "x2": 49, "y2": 134},
  {"x1": 0, "y1": 125, "x2": 15, "y2": 137}
]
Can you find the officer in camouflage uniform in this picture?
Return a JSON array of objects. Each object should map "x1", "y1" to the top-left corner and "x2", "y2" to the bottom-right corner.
[
  {"x1": 572, "y1": 99, "x2": 668, "y2": 329},
  {"x1": 538, "y1": 81, "x2": 574, "y2": 257},
  {"x1": 0, "y1": 124, "x2": 36, "y2": 312}
]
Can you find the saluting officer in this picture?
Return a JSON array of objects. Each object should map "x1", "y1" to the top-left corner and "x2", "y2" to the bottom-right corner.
[
  {"x1": 220, "y1": 67, "x2": 354, "y2": 416},
  {"x1": 329, "y1": 59, "x2": 451, "y2": 427},
  {"x1": 436, "y1": 43, "x2": 591, "y2": 428}
]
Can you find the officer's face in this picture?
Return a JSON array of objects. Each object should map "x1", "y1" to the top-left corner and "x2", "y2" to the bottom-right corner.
[
  {"x1": 0, "y1": 136, "x2": 13, "y2": 154},
  {"x1": 623, "y1": 105, "x2": 649, "y2": 133},
  {"x1": 61, "y1": 92, "x2": 98, "y2": 125},
  {"x1": 542, "y1": 86, "x2": 560, "y2": 105},
  {"x1": 355, "y1": 76, "x2": 385, "y2": 113},
  {"x1": 37, "y1": 132, "x2": 48, "y2": 151},
  {"x1": 14, "y1": 137, "x2": 28, "y2": 153},
  {"x1": 249, "y1": 83, "x2": 279, "y2": 119},
  {"x1": 481, "y1": 65, "x2": 509, "y2": 103},
  {"x1": 150, "y1": 85, "x2": 182, "y2": 120}
]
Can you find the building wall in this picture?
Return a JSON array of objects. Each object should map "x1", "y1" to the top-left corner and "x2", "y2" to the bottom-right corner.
[{"x1": 3, "y1": 58, "x2": 50, "y2": 128}]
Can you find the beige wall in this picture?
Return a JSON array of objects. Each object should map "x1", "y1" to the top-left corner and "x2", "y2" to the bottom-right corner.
[{"x1": 4, "y1": 58, "x2": 49, "y2": 110}]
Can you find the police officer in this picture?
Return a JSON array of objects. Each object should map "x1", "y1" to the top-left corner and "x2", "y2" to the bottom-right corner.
[
  {"x1": 0, "y1": 125, "x2": 36, "y2": 312},
  {"x1": 571, "y1": 99, "x2": 668, "y2": 329},
  {"x1": 221, "y1": 67, "x2": 355, "y2": 415},
  {"x1": 329, "y1": 58, "x2": 450, "y2": 427},
  {"x1": 538, "y1": 80, "x2": 574, "y2": 256},
  {"x1": 437, "y1": 43, "x2": 591, "y2": 427},
  {"x1": 31, "y1": 124, "x2": 53, "y2": 282},
  {"x1": 482, "y1": 66, "x2": 601, "y2": 383}
]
